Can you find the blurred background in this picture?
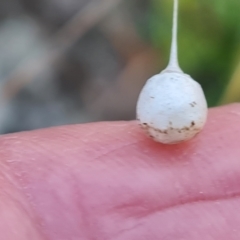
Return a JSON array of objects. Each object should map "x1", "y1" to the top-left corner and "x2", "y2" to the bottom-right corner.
[{"x1": 0, "y1": 0, "x2": 239, "y2": 134}]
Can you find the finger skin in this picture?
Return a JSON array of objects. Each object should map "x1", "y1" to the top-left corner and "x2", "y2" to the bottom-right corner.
[{"x1": 0, "y1": 104, "x2": 240, "y2": 240}]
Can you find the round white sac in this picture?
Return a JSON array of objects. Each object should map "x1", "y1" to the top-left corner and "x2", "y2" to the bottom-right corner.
[{"x1": 136, "y1": 71, "x2": 208, "y2": 144}]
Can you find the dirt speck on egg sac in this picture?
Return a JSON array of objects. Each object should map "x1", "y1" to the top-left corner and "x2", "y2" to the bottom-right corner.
[{"x1": 190, "y1": 101, "x2": 197, "y2": 107}]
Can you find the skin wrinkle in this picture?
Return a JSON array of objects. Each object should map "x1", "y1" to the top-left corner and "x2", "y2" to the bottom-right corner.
[
  {"x1": 170, "y1": 198, "x2": 240, "y2": 239},
  {"x1": 0, "y1": 139, "x2": 76, "y2": 239},
  {"x1": 108, "y1": 148, "x2": 240, "y2": 218},
  {"x1": 114, "y1": 190, "x2": 240, "y2": 220},
  {"x1": 2, "y1": 172, "x2": 49, "y2": 239},
  {"x1": 112, "y1": 197, "x2": 240, "y2": 240},
  {"x1": 16, "y1": 160, "x2": 98, "y2": 240},
  {"x1": 0, "y1": 149, "x2": 37, "y2": 217},
  {"x1": 92, "y1": 140, "x2": 146, "y2": 164},
  {"x1": 0, "y1": 103, "x2": 239, "y2": 239},
  {"x1": 52, "y1": 169, "x2": 98, "y2": 240},
  {"x1": 0, "y1": 169, "x2": 44, "y2": 240},
  {"x1": 109, "y1": 222, "x2": 145, "y2": 240},
  {"x1": 1, "y1": 125, "x2": 140, "y2": 173}
]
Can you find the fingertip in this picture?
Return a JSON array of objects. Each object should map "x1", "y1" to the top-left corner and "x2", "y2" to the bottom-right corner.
[{"x1": 1, "y1": 103, "x2": 240, "y2": 166}]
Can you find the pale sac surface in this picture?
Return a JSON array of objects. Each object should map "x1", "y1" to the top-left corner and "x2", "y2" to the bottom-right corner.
[{"x1": 136, "y1": 71, "x2": 208, "y2": 144}]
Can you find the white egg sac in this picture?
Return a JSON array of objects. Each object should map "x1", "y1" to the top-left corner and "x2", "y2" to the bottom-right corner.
[{"x1": 136, "y1": 71, "x2": 208, "y2": 144}]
